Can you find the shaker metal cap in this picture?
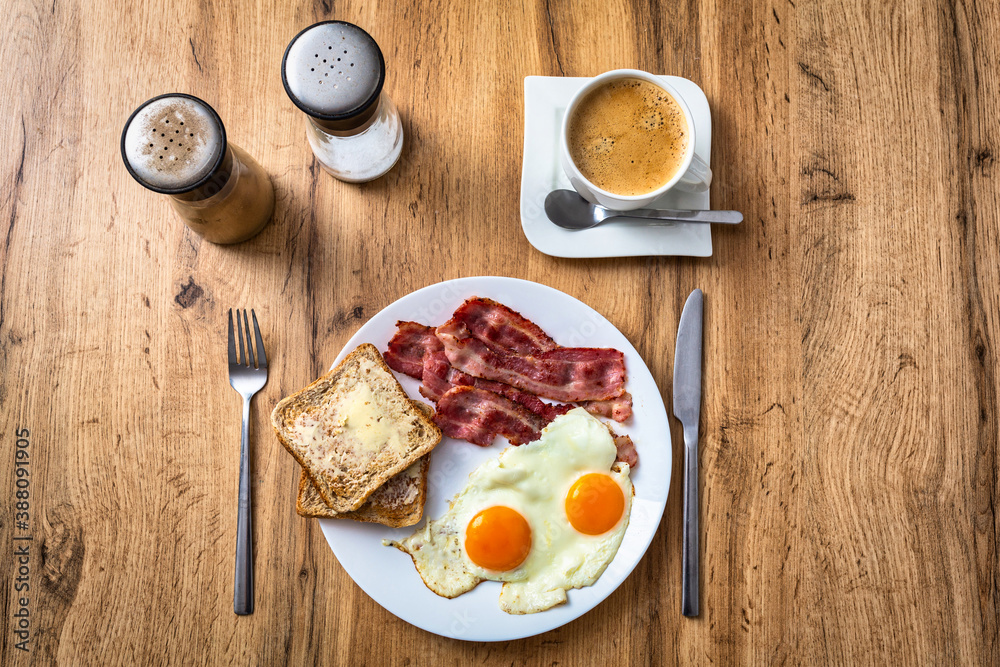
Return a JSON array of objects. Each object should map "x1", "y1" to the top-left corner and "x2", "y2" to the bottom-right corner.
[
  {"x1": 281, "y1": 21, "x2": 385, "y2": 125},
  {"x1": 121, "y1": 94, "x2": 226, "y2": 194}
]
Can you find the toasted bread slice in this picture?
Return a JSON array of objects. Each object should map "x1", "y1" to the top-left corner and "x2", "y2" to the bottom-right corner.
[
  {"x1": 271, "y1": 343, "x2": 442, "y2": 513},
  {"x1": 296, "y1": 454, "x2": 430, "y2": 526},
  {"x1": 296, "y1": 401, "x2": 434, "y2": 526}
]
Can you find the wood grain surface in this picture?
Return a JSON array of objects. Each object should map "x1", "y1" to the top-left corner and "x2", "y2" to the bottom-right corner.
[{"x1": 1, "y1": 0, "x2": 998, "y2": 663}]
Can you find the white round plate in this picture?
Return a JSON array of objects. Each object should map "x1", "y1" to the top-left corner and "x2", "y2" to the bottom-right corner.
[{"x1": 320, "y1": 276, "x2": 671, "y2": 641}]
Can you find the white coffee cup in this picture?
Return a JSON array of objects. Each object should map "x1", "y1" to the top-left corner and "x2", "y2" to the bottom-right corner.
[{"x1": 559, "y1": 69, "x2": 712, "y2": 211}]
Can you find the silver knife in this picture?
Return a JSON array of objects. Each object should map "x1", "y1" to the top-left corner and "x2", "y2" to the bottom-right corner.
[{"x1": 674, "y1": 288, "x2": 703, "y2": 617}]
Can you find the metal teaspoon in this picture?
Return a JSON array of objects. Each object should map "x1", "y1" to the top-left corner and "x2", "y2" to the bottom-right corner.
[{"x1": 544, "y1": 189, "x2": 743, "y2": 230}]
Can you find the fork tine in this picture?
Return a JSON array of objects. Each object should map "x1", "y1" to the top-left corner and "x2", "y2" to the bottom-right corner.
[
  {"x1": 228, "y1": 309, "x2": 238, "y2": 364},
  {"x1": 251, "y1": 310, "x2": 267, "y2": 369},
  {"x1": 236, "y1": 309, "x2": 246, "y2": 366},
  {"x1": 242, "y1": 310, "x2": 256, "y2": 368}
]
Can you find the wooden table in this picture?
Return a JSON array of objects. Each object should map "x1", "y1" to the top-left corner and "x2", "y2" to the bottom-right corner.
[{"x1": 2, "y1": 0, "x2": 997, "y2": 663}]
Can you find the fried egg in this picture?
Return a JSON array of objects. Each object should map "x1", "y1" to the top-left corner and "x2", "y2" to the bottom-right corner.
[{"x1": 386, "y1": 408, "x2": 633, "y2": 614}]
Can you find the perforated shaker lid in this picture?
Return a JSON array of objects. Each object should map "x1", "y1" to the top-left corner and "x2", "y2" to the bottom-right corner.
[
  {"x1": 120, "y1": 94, "x2": 227, "y2": 195},
  {"x1": 281, "y1": 21, "x2": 385, "y2": 130}
]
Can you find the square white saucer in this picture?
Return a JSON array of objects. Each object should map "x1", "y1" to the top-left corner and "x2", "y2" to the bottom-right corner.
[{"x1": 520, "y1": 75, "x2": 713, "y2": 258}]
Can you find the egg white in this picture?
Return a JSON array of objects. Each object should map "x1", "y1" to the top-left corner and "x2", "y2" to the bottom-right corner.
[{"x1": 387, "y1": 408, "x2": 634, "y2": 614}]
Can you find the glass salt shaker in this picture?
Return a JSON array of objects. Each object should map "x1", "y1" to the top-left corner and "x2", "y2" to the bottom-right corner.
[
  {"x1": 121, "y1": 94, "x2": 275, "y2": 244},
  {"x1": 281, "y1": 21, "x2": 404, "y2": 182}
]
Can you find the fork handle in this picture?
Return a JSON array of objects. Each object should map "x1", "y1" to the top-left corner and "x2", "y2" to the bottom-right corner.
[{"x1": 234, "y1": 397, "x2": 253, "y2": 615}]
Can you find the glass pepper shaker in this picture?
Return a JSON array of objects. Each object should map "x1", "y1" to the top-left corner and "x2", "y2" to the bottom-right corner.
[
  {"x1": 121, "y1": 94, "x2": 275, "y2": 244},
  {"x1": 281, "y1": 21, "x2": 404, "y2": 182}
]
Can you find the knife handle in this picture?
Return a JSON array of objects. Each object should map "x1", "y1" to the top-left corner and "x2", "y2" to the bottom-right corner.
[{"x1": 681, "y1": 425, "x2": 699, "y2": 617}]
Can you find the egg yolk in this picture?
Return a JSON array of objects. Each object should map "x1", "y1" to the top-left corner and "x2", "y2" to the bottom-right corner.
[
  {"x1": 565, "y1": 473, "x2": 625, "y2": 535},
  {"x1": 465, "y1": 506, "x2": 532, "y2": 571}
]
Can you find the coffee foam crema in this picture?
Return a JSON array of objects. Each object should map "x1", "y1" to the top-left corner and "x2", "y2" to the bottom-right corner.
[
  {"x1": 568, "y1": 78, "x2": 689, "y2": 196},
  {"x1": 122, "y1": 97, "x2": 224, "y2": 191}
]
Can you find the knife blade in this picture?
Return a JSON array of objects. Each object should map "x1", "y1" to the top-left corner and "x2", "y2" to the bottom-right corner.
[{"x1": 674, "y1": 288, "x2": 703, "y2": 617}]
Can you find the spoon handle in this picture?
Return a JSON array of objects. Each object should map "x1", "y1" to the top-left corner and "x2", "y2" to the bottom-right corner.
[{"x1": 612, "y1": 209, "x2": 743, "y2": 224}]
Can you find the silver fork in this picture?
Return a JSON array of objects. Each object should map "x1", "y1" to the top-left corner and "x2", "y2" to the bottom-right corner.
[{"x1": 227, "y1": 309, "x2": 268, "y2": 616}]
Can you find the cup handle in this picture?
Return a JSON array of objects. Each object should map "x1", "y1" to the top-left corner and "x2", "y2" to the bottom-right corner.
[{"x1": 674, "y1": 152, "x2": 712, "y2": 193}]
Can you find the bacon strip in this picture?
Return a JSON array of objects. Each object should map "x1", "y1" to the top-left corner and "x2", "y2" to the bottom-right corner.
[
  {"x1": 612, "y1": 434, "x2": 638, "y2": 468},
  {"x1": 579, "y1": 392, "x2": 633, "y2": 422},
  {"x1": 420, "y1": 350, "x2": 572, "y2": 422},
  {"x1": 450, "y1": 299, "x2": 631, "y2": 421},
  {"x1": 384, "y1": 321, "x2": 442, "y2": 379},
  {"x1": 434, "y1": 386, "x2": 548, "y2": 447},
  {"x1": 434, "y1": 385, "x2": 639, "y2": 466},
  {"x1": 448, "y1": 297, "x2": 557, "y2": 354},
  {"x1": 382, "y1": 299, "x2": 636, "y2": 464},
  {"x1": 384, "y1": 311, "x2": 631, "y2": 422},
  {"x1": 482, "y1": 380, "x2": 572, "y2": 422},
  {"x1": 419, "y1": 350, "x2": 473, "y2": 402},
  {"x1": 437, "y1": 319, "x2": 626, "y2": 403}
]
